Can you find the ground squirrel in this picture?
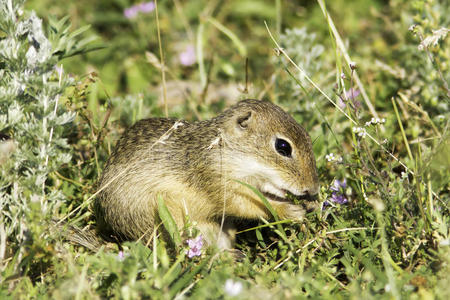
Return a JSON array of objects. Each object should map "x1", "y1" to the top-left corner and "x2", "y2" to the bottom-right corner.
[{"x1": 95, "y1": 99, "x2": 319, "y2": 249}]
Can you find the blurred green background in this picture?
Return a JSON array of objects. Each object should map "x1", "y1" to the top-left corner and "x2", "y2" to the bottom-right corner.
[{"x1": 26, "y1": 0, "x2": 440, "y2": 117}]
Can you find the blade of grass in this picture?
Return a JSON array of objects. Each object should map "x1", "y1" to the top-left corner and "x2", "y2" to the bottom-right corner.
[
  {"x1": 398, "y1": 92, "x2": 441, "y2": 138},
  {"x1": 375, "y1": 211, "x2": 401, "y2": 299},
  {"x1": 170, "y1": 256, "x2": 210, "y2": 298},
  {"x1": 157, "y1": 195, "x2": 182, "y2": 246},
  {"x1": 197, "y1": 21, "x2": 206, "y2": 89},
  {"x1": 275, "y1": 0, "x2": 282, "y2": 35},
  {"x1": 273, "y1": 227, "x2": 372, "y2": 270},
  {"x1": 162, "y1": 253, "x2": 185, "y2": 287},
  {"x1": 153, "y1": 227, "x2": 158, "y2": 272},
  {"x1": 154, "y1": 0, "x2": 168, "y2": 117},
  {"x1": 236, "y1": 181, "x2": 279, "y2": 221},
  {"x1": 235, "y1": 180, "x2": 288, "y2": 241},
  {"x1": 236, "y1": 219, "x2": 292, "y2": 234},
  {"x1": 392, "y1": 98, "x2": 430, "y2": 228},
  {"x1": 207, "y1": 17, "x2": 247, "y2": 57},
  {"x1": 391, "y1": 97, "x2": 414, "y2": 162}
]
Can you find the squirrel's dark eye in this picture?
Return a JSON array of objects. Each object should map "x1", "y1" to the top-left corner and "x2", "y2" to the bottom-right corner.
[{"x1": 275, "y1": 138, "x2": 292, "y2": 157}]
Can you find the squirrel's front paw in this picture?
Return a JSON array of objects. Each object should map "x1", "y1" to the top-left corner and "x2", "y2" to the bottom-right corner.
[{"x1": 276, "y1": 203, "x2": 306, "y2": 220}]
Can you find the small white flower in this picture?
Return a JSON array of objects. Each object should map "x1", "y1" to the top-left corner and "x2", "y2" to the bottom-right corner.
[
  {"x1": 419, "y1": 28, "x2": 450, "y2": 51},
  {"x1": 325, "y1": 153, "x2": 342, "y2": 163},
  {"x1": 363, "y1": 192, "x2": 368, "y2": 201},
  {"x1": 224, "y1": 279, "x2": 243, "y2": 297},
  {"x1": 366, "y1": 117, "x2": 385, "y2": 126},
  {"x1": 340, "y1": 72, "x2": 346, "y2": 79},
  {"x1": 325, "y1": 153, "x2": 335, "y2": 162},
  {"x1": 349, "y1": 62, "x2": 357, "y2": 70},
  {"x1": 353, "y1": 127, "x2": 367, "y2": 138}
]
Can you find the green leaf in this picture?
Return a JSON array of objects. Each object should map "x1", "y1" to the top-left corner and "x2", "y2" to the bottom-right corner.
[
  {"x1": 235, "y1": 180, "x2": 279, "y2": 221},
  {"x1": 235, "y1": 180, "x2": 288, "y2": 241},
  {"x1": 157, "y1": 194, "x2": 182, "y2": 246},
  {"x1": 161, "y1": 252, "x2": 186, "y2": 287},
  {"x1": 207, "y1": 17, "x2": 247, "y2": 57},
  {"x1": 68, "y1": 24, "x2": 91, "y2": 39},
  {"x1": 169, "y1": 257, "x2": 210, "y2": 298}
]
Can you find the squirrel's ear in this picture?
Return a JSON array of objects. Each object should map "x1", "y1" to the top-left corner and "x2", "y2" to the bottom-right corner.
[{"x1": 236, "y1": 111, "x2": 252, "y2": 129}]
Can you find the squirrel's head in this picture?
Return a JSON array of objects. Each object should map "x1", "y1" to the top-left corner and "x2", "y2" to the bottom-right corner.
[{"x1": 218, "y1": 99, "x2": 319, "y2": 207}]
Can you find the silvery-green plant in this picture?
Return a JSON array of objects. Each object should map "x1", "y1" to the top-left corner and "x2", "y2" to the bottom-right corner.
[
  {"x1": 279, "y1": 27, "x2": 325, "y2": 85},
  {"x1": 0, "y1": 0, "x2": 94, "y2": 271},
  {"x1": 274, "y1": 27, "x2": 331, "y2": 115}
]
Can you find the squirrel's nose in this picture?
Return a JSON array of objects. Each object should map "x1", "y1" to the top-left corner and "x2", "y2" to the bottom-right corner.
[
  {"x1": 294, "y1": 186, "x2": 319, "y2": 201},
  {"x1": 300, "y1": 185, "x2": 319, "y2": 200}
]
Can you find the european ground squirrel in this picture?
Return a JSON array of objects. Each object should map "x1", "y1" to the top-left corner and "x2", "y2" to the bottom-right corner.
[{"x1": 95, "y1": 99, "x2": 319, "y2": 249}]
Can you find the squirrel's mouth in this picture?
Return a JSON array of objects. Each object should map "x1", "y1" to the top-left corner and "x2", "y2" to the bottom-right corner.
[
  {"x1": 261, "y1": 191, "x2": 317, "y2": 214},
  {"x1": 261, "y1": 191, "x2": 290, "y2": 203},
  {"x1": 261, "y1": 190, "x2": 315, "y2": 204},
  {"x1": 258, "y1": 182, "x2": 317, "y2": 210}
]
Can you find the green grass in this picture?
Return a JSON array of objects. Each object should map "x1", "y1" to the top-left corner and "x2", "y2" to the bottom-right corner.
[{"x1": 1, "y1": 0, "x2": 449, "y2": 299}]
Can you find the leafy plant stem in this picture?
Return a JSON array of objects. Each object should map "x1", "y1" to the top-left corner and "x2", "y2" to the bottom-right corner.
[
  {"x1": 391, "y1": 97, "x2": 414, "y2": 162},
  {"x1": 316, "y1": 0, "x2": 380, "y2": 119},
  {"x1": 154, "y1": 0, "x2": 168, "y2": 117}
]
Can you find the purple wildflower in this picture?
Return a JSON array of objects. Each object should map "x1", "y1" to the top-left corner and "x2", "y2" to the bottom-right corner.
[
  {"x1": 337, "y1": 97, "x2": 347, "y2": 109},
  {"x1": 325, "y1": 179, "x2": 349, "y2": 208},
  {"x1": 138, "y1": 1, "x2": 155, "y2": 13},
  {"x1": 186, "y1": 235, "x2": 203, "y2": 258},
  {"x1": 117, "y1": 250, "x2": 125, "y2": 261},
  {"x1": 330, "y1": 192, "x2": 348, "y2": 204},
  {"x1": 124, "y1": 7, "x2": 139, "y2": 19},
  {"x1": 331, "y1": 179, "x2": 347, "y2": 192},
  {"x1": 179, "y1": 45, "x2": 196, "y2": 66},
  {"x1": 345, "y1": 88, "x2": 360, "y2": 100},
  {"x1": 124, "y1": 1, "x2": 155, "y2": 19}
]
